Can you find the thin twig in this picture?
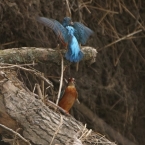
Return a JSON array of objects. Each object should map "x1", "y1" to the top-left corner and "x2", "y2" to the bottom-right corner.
[
  {"x1": 98, "y1": 12, "x2": 108, "y2": 25},
  {"x1": 0, "y1": 124, "x2": 31, "y2": 145},
  {"x1": 79, "y1": 124, "x2": 86, "y2": 139},
  {"x1": 33, "y1": 84, "x2": 37, "y2": 93},
  {"x1": 77, "y1": 0, "x2": 82, "y2": 22},
  {"x1": 36, "y1": 84, "x2": 44, "y2": 102},
  {"x1": 66, "y1": 0, "x2": 71, "y2": 16},
  {"x1": 130, "y1": 39, "x2": 145, "y2": 64},
  {"x1": 87, "y1": 5, "x2": 119, "y2": 14},
  {"x1": 1, "y1": 41, "x2": 18, "y2": 46},
  {"x1": 0, "y1": 65, "x2": 53, "y2": 87},
  {"x1": 41, "y1": 73, "x2": 45, "y2": 97},
  {"x1": 110, "y1": 98, "x2": 122, "y2": 110},
  {"x1": 80, "y1": 129, "x2": 92, "y2": 141},
  {"x1": 85, "y1": 129, "x2": 92, "y2": 138},
  {"x1": 13, "y1": 128, "x2": 22, "y2": 145},
  {"x1": 121, "y1": 3, "x2": 145, "y2": 31},
  {"x1": 49, "y1": 115, "x2": 63, "y2": 145},
  {"x1": 0, "y1": 63, "x2": 37, "y2": 67},
  {"x1": 99, "y1": 29, "x2": 142, "y2": 51},
  {"x1": 105, "y1": 19, "x2": 120, "y2": 39},
  {"x1": 76, "y1": 0, "x2": 82, "y2": 72},
  {"x1": 80, "y1": 2, "x2": 91, "y2": 14},
  {"x1": 81, "y1": 0, "x2": 92, "y2": 5},
  {"x1": 56, "y1": 53, "x2": 64, "y2": 106},
  {"x1": 114, "y1": 47, "x2": 125, "y2": 66}
]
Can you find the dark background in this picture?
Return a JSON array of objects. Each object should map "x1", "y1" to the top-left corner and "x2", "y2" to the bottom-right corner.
[{"x1": 0, "y1": 0, "x2": 145, "y2": 145}]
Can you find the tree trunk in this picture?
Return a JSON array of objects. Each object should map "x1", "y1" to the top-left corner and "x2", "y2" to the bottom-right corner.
[{"x1": 0, "y1": 70, "x2": 84, "y2": 145}]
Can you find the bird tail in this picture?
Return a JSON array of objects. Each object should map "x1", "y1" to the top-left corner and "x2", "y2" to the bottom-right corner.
[
  {"x1": 75, "y1": 51, "x2": 84, "y2": 62},
  {"x1": 65, "y1": 50, "x2": 84, "y2": 62}
]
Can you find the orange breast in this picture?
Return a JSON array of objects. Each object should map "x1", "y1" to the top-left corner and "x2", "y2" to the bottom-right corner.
[{"x1": 58, "y1": 87, "x2": 78, "y2": 112}]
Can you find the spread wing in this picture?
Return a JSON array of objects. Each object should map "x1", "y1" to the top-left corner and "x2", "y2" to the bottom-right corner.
[
  {"x1": 37, "y1": 17, "x2": 68, "y2": 43},
  {"x1": 72, "y1": 22, "x2": 94, "y2": 45}
]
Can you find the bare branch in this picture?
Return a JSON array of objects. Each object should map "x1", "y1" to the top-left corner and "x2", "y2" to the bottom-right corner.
[
  {"x1": 56, "y1": 53, "x2": 64, "y2": 106},
  {"x1": 99, "y1": 29, "x2": 142, "y2": 51}
]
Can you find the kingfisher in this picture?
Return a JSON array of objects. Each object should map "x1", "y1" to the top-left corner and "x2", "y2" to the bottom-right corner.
[
  {"x1": 62, "y1": 17, "x2": 94, "y2": 45},
  {"x1": 37, "y1": 16, "x2": 93, "y2": 62},
  {"x1": 65, "y1": 26, "x2": 83, "y2": 62},
  {"x1": 58, "y1": 78, "x2": 78, "y2": 113}
]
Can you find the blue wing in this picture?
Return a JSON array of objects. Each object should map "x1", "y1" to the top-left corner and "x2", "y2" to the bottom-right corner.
[
  {"x1": 72, "y1": 22, "x2": 93, "y2": 45},
  {"x1": 37, "y1": 17, "x2": 68, "y2": 43}
]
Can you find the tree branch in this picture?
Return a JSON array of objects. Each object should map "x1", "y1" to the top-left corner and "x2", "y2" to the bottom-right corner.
[{"x1": 0, "y1": 46, "x2": 97, "y2": 65}]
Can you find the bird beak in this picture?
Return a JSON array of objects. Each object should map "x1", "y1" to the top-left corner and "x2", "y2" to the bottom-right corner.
[{"x1": 70, "y1": 22, "x2": 74, "y2": 25}]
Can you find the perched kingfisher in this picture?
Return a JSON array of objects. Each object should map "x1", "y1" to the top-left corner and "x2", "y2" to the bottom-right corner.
[
  {"x1": 37, "y1": 16, "x2": 93, "y2": 62},
  {"x1": 58, "y1": 78, "x2": 78, "y2": 113}
]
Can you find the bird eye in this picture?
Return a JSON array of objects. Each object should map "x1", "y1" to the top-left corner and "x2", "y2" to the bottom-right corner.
[
  {"x1": 68, "y1": 78, "x2": 75, "y2": 83},
  {"x1": 72, "y1": 78, "x2": 75, "y2": 81}
]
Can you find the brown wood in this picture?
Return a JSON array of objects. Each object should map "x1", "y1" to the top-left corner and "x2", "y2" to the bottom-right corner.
[
  {"x1": 0, "y1": 94, "x2": 19, "y2": 133},
  {"x1": 0, "y1": 70, "x2": 85, "y2": 145},
  {"x1": 0, "y1": 47, "x2": 97, "y2": 65},
  {"x1": 0, "y1": 47, "x2": 115, "y2": 145}
]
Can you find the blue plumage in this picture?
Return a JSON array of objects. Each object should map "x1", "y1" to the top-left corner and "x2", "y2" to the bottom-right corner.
[
  {"x1": 37, "y1": 16, "x2": 93, "y2": 62},
  {"x1": 65, "y1": 26, "x2": 84, "y2": 62},
  {"x1": 62, "y1": 17, "x2": 71, "y2": 27},
  {"x1": 37, "y1": 17, "x2": 68, "y2": 44},
  {"x1": 62, "y1": 17, "x2": 94, "y2": 45}
]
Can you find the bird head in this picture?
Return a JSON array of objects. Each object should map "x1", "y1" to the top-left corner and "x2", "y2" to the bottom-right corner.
[
  {"x1": 68, "y1": 78, "x2": 75, "y2": 86},
  {"x1": 62, "y1": 17, "x2": 72, "y2": 27}
]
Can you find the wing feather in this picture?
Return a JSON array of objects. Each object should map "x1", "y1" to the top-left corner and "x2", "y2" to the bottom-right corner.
[
  {"x1": 72, "y1": 22, "x2": 93, "y2": 45},
  {"x1": 37, "y1": 17, "x2": 68, "y2": 43}
]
